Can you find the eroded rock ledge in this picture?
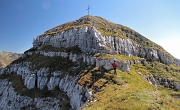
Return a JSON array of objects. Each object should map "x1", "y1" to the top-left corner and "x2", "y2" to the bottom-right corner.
[{"x1": 33, "y1": 26, "x2": 179, "y2": 66}]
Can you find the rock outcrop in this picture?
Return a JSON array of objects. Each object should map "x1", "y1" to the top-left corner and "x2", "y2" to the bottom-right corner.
[
  {"x1": 23, "y1": 51, "x2": 130, "y2": 73},
  {"x1": 33, "y1": 26, "x2": 179, "y2": 66},
  {"x1": 0, "y1": 61, "x2": 93, "y2": 110},
  {"x1": 138, "y1": 73, "x2": 180, "y2": 91},
  {"x1": 0, "y1": 49, "x2": 131, "y2": 110},
  {"x1": 0, "y1": 79, "x2": 61, "y2": 110}
]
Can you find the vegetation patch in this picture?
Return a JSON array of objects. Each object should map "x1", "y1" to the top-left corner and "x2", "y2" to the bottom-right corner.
[
  {"x1": 12, "y1": 54, "x2": 79, "y2": 73},
  {"x1": 132, "y1": 62, "x2": 180, "y2": 81},
  {"x1": 96, "y1": 53, "x2": 143, "y2": 61},
  {"x1": 78, "y1": 66, "x2": 125, "y2": 94},
  {"x1": 25, "y1": 45, "x2": 82, "y2": 54},
  {"x1": 42, "y1": 24, "x2": 90, "y2": 36}
]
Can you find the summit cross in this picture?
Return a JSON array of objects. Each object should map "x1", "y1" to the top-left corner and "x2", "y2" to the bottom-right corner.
[{"x1": 87, "y1": 5, "x2": 91, "y2": 15}]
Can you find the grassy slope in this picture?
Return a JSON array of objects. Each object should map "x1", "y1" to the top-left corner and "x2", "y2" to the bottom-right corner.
[
  {"x1": 2, "y1": 46, "x2": 180, "y2": 109},
  {"x1": 11, "y1": 45, "x2": 180, "y2": 109},
  {"x1": 82, "y1": 66, "x2": 180, "y2": 110}
]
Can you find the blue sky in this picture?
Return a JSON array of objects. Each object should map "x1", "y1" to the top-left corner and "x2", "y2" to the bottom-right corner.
[{"x1": 0, "y1": 0, "x2": 180, "y2": 59}]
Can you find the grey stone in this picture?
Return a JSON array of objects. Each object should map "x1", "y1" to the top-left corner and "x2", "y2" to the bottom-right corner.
[{"x1": 175, "y1": 83, "x2": 180, "y2": 90}]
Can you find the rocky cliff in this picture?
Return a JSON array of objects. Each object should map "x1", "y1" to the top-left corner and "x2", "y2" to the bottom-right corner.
[
  {"x1": 0, "y1": 15, "x2": 180, "y2": 110},
  {"x1": 33, "y1": 16, "x2": 179, "y2": 66}
]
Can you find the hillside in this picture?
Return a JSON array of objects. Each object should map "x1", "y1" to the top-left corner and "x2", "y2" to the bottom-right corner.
[
  {"x1": 0, "y1": 15, "x2": 180, "y2": 110},
  {"x1": 34, "y1": 15, "x2": 179, "y2": 66},
  {"x1": 0, "y1": 51, "x2": 21, "y2": 69}
]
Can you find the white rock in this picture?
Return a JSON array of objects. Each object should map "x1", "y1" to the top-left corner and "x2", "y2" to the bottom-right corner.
[{"x1": 27, "y1": 74, "x2": 36, "y2": 89}]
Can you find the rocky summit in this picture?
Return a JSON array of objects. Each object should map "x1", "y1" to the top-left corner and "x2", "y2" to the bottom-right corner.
[{"x1": 0, "y1": 15, "x2": 180, "y2": 110}]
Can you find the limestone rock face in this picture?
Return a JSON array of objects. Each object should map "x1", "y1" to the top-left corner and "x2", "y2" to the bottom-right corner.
[
  {"x1": 0, "y1": 62, "x2": 91, "y2": 110},
  {"x1": 0, "y1": 79, "x2": 61, "y2": 110},
  {"x1": 33, "y1": 26, "x2": 179, "y2": 66},
  {"x1": 25, "y1": 74, "x2": 36, "y2": 89},
  {"x1": 0, "y1": 49, "x2": 132, "y2": 110}
]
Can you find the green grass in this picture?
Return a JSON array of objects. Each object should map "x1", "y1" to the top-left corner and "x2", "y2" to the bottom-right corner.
[
  {"x1": 25, "y1": 45, "x2": 82, "y2": 54},
  {"x1": 41, "y1": 24, "x2": 90, "y2": 36},
  {"x1": 95, "y1": 53, "x2": 143, "y2": 61},
  {"x1": 11, "y1": 54, "x2": 87, "y2": 76},
  {"x1": 133, "y1": 62, "x2": 180, "y2": 81},
  {"x1": 81, "y1": 65, "x2": 180, "y2": 110}
]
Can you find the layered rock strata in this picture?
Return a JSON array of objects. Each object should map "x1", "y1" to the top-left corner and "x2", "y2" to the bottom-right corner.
[
  {"x1": 0, "y1": 61, "x2": 91, "y2": 110},
  {"x1": 33, "y1": 26, "x2": 179, "y2": 66}
]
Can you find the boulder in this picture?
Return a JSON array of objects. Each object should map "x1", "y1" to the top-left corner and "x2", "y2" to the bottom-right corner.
[
  {"x1": 175, "y1": 83, "x2": 180, "y2": 90},
  {"x1": 26, "y1": 74, "x2": 36, "y2": 89},
  {"x1": 47, "y1": 77, "x2": 60, "y2": 90}
]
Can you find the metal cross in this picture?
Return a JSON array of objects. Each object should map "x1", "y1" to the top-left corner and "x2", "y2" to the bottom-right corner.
[{"x1": 87, "y1": 5, "x2": 91, "y2": 15}]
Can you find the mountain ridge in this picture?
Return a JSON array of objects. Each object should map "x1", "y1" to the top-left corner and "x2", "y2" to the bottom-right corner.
[{"x1": 0, "y1": 51, "x2": 22, "y2": 69}]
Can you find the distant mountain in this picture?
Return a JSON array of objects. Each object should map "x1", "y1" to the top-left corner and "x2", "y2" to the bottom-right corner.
[{"x1": 0, "y1": 51, "x2": 22, "y2": 69}]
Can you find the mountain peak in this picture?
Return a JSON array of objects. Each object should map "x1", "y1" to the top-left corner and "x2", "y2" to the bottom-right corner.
[
  {"x1": 1, "y1": 15, "x2": 180, "y2": 110},
  {"x1": 41, "y1": 15, "x2": 165, "y2": 53},
  {"x1": 43, "y1": 15, "x2": 127, "y2": 36},
  {"x1": 33, "y1": 15, "x2": 179, "y2": 67}
]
